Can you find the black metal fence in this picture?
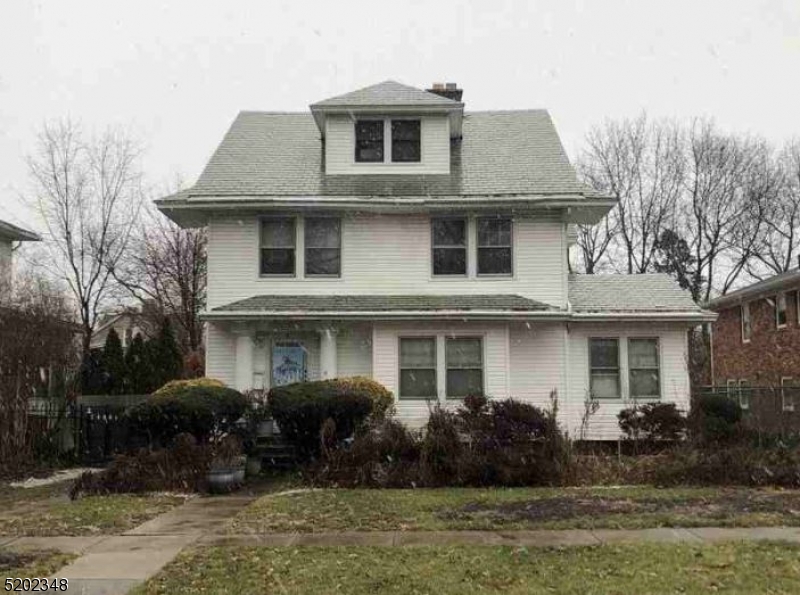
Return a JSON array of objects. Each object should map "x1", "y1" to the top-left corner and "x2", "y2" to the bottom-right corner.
[{"x1": 27, "y1": 400, "x2": 141, "y2": 464}]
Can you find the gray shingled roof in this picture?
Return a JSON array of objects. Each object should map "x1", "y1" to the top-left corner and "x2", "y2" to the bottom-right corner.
[
  {"x1": 211, "y1": 294, "x2": 553, "y2": 313},
  {"x1": 706, "y1": 268, "x2": 800, "y2": 310},
  {"x1": 311, "y1": 80, "x2": 460, "y2": 108},
  {"x1": 568, "y1": 273, "x2": 703, "y2": 313},
  {"x1": 175, "y1": 110, "x2": 590, "y2": 199},
  {"x1": 0, "y1": 219, "x2": 40, "y2": 241}
]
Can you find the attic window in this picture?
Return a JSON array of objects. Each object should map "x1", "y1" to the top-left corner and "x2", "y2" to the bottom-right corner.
[
  {"x1": 355, "y1": 120, "x2": 384, "y2": 162},
  {"x1": 391, "y1": 120, "x2": 421, "y2": 162}
]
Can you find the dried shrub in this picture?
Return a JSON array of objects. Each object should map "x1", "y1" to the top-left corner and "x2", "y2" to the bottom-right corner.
[
  {"x1": 69, "y1": 433, "x2": 213, "y2": 498},
  {"x1": 618, "y1": 403, "x2": 687, "y2": 446},
  {"x1": 689, "y1": 393, "x2": 743, "y2": 444}
]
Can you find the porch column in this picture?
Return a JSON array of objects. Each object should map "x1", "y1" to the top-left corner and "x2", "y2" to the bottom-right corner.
[
  {"x1": 232, "y1": 326, "x2": 255, "y2": 391},
  {"x1": 319, "y1": 328, "x2": 338, "y2": 380}
]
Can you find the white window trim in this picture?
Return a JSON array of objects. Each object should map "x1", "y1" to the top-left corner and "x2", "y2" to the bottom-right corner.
[
  {"x1": 353, "y1": 118, "x2": 423, "y2": 166},
  {"x1": 726, "y1": 379, "x2": 737, "y2": 400},
  {"x1": 738, "y1": 379, "x2": 750, "y2": 410},
  {"x1": 256, "y1": 215, "x2": 344, "y2": 282},
  {"x1": 445, "y1": 336, "x2": 485, "y2": 400},
  {"x1": 431, "y1": 217, "x2": 469, "y2": 278},
  {"x1": 588, "y1": 337, "x2": 622, "y2": 400},
  {"x1": 776, "y1": 292, "x2": 788, "y2": 329},
  {"x1": 782, "y1": 377, "x2": 795, "y2": 412},
  {"x1": 741, "y1": 302, "x2": 751, "y2": 343},
  {"x1": 429, "y1": 215, "x2": 516, "y2": 281},
  {"x1": 397, "y1": 336, "x2": 438, "y2": 401},
  {"x1": 476, "y1": 216, "x2": 514, "y2": 278},
  {"x1": 627, "y1": 337, "x2": 662, "y2": 400},
  {"x1": 258, "y1": 216, "x2": 297, "y2": 278}
]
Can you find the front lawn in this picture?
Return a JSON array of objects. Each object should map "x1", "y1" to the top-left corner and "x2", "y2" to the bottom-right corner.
[
  {"x1": 134, "y1": 542, "x2": 800, "y2": 594},
  {"x1": 0, "y1": 480, "x2": 188, "y2": 536},
  {"x1": 0, "y1": 549, "x2": 76, "y2": 577},
  {"x1": 228, "y1": 486, "x2": 800, "y2": 533}
]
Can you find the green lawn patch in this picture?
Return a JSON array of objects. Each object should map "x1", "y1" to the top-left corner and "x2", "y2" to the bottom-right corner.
[
  {"x1": 133, "y1": 542, "x2": 800, "y2": 594},
  {"x1": 0, "y1": 479, "x2": 188, "y2": 536},
  {"x1": 0, "y1": 549, "x2": 76, "y2": 577},
  {"x1": 228, "y1": 486, "x2": 800, "y2": 533}
]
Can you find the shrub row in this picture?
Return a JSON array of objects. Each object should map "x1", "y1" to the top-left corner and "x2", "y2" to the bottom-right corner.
[{"x1": 312, "y1": 394, "x2": 570, "y2": 488}]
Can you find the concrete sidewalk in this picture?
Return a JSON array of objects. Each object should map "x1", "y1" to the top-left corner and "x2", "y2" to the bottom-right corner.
[
  {"x1": 5, "y1": 498, "x2": 800, "y2": 595},
  {"x1": 201, "y1": 526, "x2": 800, "y2": 548}
]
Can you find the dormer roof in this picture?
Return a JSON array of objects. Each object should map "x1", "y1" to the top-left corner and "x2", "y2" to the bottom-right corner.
[{"x1": 310, "y1": 80, "x2": 464, "y2": 137}]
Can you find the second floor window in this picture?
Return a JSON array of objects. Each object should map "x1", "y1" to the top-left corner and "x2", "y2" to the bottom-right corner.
[
  {"x1": 776, "y1": 293, "x2": 787, "y2": 328},
  {"x1": 477, "y1": 218, "x2": 512, "y2": 275},
  {"x1": 260, "y1": 218, "x2": 296, "y2": 276},
  {"x1": 305, "y1": 218, "x2": 341, "y2": 277},
  {"x1": 432, "y1": 218, "x2": 467, "y2": 275},
  {"x1": 355, "y1": 120, "x2": 384, "y2": 162},
  {"x1": 391, "y1": 120, "x2": 421, "y2": 162}
]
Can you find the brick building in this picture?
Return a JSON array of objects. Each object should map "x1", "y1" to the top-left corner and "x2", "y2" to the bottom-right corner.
[{"x1": 707, "y1": 269, "x2": 800, "y2": 432}]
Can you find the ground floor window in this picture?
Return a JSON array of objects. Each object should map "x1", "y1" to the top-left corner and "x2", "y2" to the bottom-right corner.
[
  {"x1": 445, "y1": 337, "x2": 483, "y2": 398},
  {"x1": 589, "y1": 338, "x2": 620, "y2": 399},
  {"x1": 399, "y1": 337, "x2": 437, "y2": 399},
  {"x1": 738, "y1": 379, "x2": 750, "y2": 410},
  {"x1": 782, "y1": 377, "x2": 795, "y2": 412},
  {"x1": 628, "y1": 338, "x2": 660, "y2": 399}
]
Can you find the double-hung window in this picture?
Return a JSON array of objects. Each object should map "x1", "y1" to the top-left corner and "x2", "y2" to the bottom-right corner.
[
  {"x1": 477, "y1": 218, "x2": 512, "y2": 275},
  {"x1": 741, "y1": 303, "x2": 751, "y2": 342},
  {"x1": 628, "y1": 338, "x2": 661, "y2": 399},
  {"x1": 432, "y1": 218, "x2": 467, "y2": 276},
  {"x1": 738, "y1": 379, "x2": 750, "y2": 410},
  {"x1": 776, "y1": 293, "x2": 788, "y2": 328},
  {"x1": 355, "y1": 120, "x2": 384, "y2": 162},
  {"x1": 260, "y1": 218, "x2": 296, "y2": 276},
  {"x1": 589, "y1": 338, "x2": 620, "y2": 399},
  {"x1": 305, "y1": 218, "x2": 341, "y2": 277},
  {"x1": 446, "y1": 337, "x2": 483, "y2": 398},
  {"x1": 391, "y1": 120, "x2": 421, "y2": 162},
  {"x1": 399, "y1": 338, "x2": 437, "y2": 399},
  {"x1": 782, "y1": 377, "x2": 796, "y2": 412}
]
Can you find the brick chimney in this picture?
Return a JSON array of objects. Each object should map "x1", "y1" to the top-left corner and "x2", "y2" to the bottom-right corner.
[{"x1": 427, "y1": 82, "x2": 463, "y2": 102}]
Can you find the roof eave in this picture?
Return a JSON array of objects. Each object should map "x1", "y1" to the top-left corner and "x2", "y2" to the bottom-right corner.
[
  {"x1": 202, "y1": 309, "x2": 566, "y2": 322},
  {"x1": 0, "y1": 221, "x2": 42, "y2": 242},
  {"x1": 706, "y1": 272, "x2": 800, "y2": 310},
  {"x1": 570, "y1": 311, "x2": 717, "y2": 322}
]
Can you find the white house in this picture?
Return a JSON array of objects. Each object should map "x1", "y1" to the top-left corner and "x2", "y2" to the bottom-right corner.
[
  {"x1": 157, "y1": 80, "x2": 714, "y2": 439},
  {"x1": 0, "y1": 218, "x2": 40, "y2": 296}
]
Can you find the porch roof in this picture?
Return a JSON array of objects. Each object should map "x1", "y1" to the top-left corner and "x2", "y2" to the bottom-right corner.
[{"x1": 204, "y1": 294, "x2": 558, "y2": 320}]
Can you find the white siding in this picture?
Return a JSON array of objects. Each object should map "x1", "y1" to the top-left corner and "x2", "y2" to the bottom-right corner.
[
  {"x1": 565, "y1": 323, "x2": 691, "y2": 440},
  {"x1": 372, "y1": 321, "x2": 510, "y2": 427},
  {"x1": 207, "y1": 213, "x2": 567, "y2": 309},
  {"x1": 337, "y1": 324, "x2": 372, "y2": 377},
  {"x1": 206, "y1": 323, "x2": 236, "y2": 386},
  {"x1": 325, "y1": 114, "x2": 450, "y2": 175},
  {"x1": 0, "y1": 239, "x2": 12, "y2": 294},
  {"x1": 509, "y1": 322, "x2": 566, "y2": 408}
]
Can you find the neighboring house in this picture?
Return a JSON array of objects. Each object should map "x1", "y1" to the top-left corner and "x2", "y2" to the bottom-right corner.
[
  {"x1": 707, "y1": 267, "x2": 800, "y2": 427},
  {"x1": 157, "y1": 80, "x2": 713, "y2": 439},
  {"x1": 90, "y1": 309, "x2": 147, "y2": 351},
  {"x1": 0, "y1": 218, "x2": 40, "y2": 295}
]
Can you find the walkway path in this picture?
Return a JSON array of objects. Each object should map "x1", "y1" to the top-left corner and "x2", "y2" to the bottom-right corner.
[{"x1": 4, "y1": 500, "x2": 800, "y2": 595}]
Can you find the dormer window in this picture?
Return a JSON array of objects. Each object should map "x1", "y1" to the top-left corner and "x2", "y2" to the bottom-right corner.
[
  {"x1": 355, "y1": 120, "x2": 384, "y2": 162},
  {"x1": 354, "y1": 119, "x2": 422, "y2": 164},
  {"x1": 391, "y1": 120, "x2": 421, "y2": 162}
]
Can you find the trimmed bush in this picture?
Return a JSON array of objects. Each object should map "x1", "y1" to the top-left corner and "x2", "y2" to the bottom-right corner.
[
  {"x1": 690, "y1": 393, "x2": 743, "y2": 443},
  {"x1": 618, "y1": 403, "x2": 687, "y2": 445},
  {"x1": 127, "y1": 378, "x2": 248, "y2": 446},
  {"x1": 268, "y1": 377, "x2": 387, "y2": 459}
]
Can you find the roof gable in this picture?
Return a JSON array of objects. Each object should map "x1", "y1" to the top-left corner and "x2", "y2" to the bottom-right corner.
[{"x1": 311, "y1": 80, "x2": 460, "y2": 109}]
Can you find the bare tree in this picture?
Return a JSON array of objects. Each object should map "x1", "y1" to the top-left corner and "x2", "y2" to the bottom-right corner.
[
  {"x1": 577, "y1": 113, "x2": 683, "y2": 274},
  {"x1": 680, "y1": 120, "x2": 774, "y2": 301},
  {"x1": 748, "y1": 139, "x2": 800, "y2": 277},
  {"x1": 113, "y1": 200, "x2": 207, "y2": 356},
  {"x1": 26, "y1": 119, "x2": 144, "y2": 357}
]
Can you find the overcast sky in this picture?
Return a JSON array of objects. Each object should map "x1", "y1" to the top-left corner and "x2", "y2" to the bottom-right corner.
[{"x1": 1, "y1": 0, "x2": 799, "y2": 230}]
